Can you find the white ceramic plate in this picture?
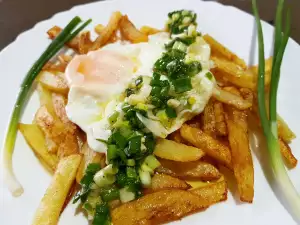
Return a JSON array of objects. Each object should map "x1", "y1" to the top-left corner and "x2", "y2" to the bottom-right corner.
[{"x1": 1, "y1": 0, "x2": 300, "y2": 224}]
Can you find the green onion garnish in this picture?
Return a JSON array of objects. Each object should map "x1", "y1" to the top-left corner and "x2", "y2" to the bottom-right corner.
[
  {"x1": 3, "y1": 16, "x2": 92, "y2": 197},
  {"x1": 253, "y1": 0, "x2": 300, "y2": 222}
]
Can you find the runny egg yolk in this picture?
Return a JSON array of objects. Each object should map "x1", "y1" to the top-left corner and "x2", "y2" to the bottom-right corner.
[{"x1": 65, "y1": 49, "x2": 135, "y2": 98}]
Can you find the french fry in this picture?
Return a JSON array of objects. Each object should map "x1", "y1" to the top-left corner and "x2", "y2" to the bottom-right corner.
[
  {"x1": 140, "y1": 26, "x2": 162, "y2": 36},
  {"x1": 213, "y1": 101, "x2": 227, "y2": 136},
  {"x1": 47, "y1": 26, "x2": 79, "y2": 51},
  {"x1": 203, "y1": 34, "x2": 247, "y2": 69},
  {"x1": 76, "y1": 143, "x2": 106, "y2": 183},
  {"x1": 278, "y1": 115, "x2": 296, "y2": 143},
  {"x1": 78, "y1": 31, "x2": 93, "y2": 54},
  {"x1": 186, "y1": 115, "x2": 202, "y2": 129},
  {"x1": 156, "y1": 158, "x2": 221, "y2": 181},
  {"x1": 224, "y1": 88, "x2": 254, "y2": 203},
  {"x1": 146, "y1": 173, "x2": 190, "y2": 193},
  {"x1": 211, "y1": 56, "x2": 272, "y2": 90},
  {"x1": 279, "y1": 138, "x2": 298, "y2": 168},
  {"x1": 34, "y1": 105, "x2": 64, "y2": 153},
  {"x1": 202, "y1": 99, "x2": 216, "y2": 137},
  {"x1": 168, "y1": 130, "x2": 186, "y2": 144},
  {"x1": 52, "y1": 93, "x2": 80, "y2": 158},
  {"x1": 31, "y1": 155, "x2": 81, "y2": 225},
  {"x1": 19, "y1": 123, "x2": 58, "y2": 172},
  {"x1": 119, "y1": 15, "x2": 148, "y2": 43},
  {"x1": 212, "y1": 86, "x2": 252, "y2": 110},
  {"x1": 180, "y1": 124, "x2": 232, "y2": 168},
  {"x1": 91, "y1": 11, "x2": 122, "y2": 50},
  {"x1": 111, "y1": 189, "x2": 207, "y2": 225},
  {"x1": 57, "y1": 133, "x2": 80, "y2": 159},
  {"x1": 94, "y1": 24, "x2": 105, "y2": 34},
  {"x1": 189, "y1": 178, "x2": 227, "y2": 204},
  {"x1": 239, "y1": 87, "x2": 254, "y2": 104},
  {"x1": 38, "y1": 71, "x2": 69, "y2": 95},
  {"x1": 37, "y1": 83, "x2": 62, "y2": 122},
  {"x1": 154, "y1": 138, "x2": 205, "y2": 162}
]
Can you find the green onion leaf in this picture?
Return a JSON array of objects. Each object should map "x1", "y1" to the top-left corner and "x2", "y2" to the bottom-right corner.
[
  {"x1": 3, "y1": 16, "x2": 91, "y2": 197},
  {"x1": 253, "y1": 0, "x2": 300, "y2": 222}
]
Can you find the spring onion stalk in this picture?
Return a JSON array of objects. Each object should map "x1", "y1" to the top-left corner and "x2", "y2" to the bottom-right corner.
[
  {"x1": 2, "y1": 17, "x2": 92, "y2": 197},
  {"x1": 252, "y1": 0, "x2": 300, "y2": 222}
]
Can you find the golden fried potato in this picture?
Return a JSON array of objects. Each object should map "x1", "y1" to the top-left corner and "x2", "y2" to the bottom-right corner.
[
  {"x1": 31, "y1": 155, "x2": 81, "y2": 225},
  {"x1": 94, "y1": 24, "x2": 105, "y2": 34},
  {"x1": 154, "y1": 138, "x2": 205, "y2": 162},
  {"x1": 168, "y1": 130, "x2": 186, "y2": 144},
  {"x1": 146, "y1": 173, "x2": 190, "y2": 193},
  {"x1": 189, "y1": 178, "x2": 227, "y2": 205},
  {"x1": 247, "y1": 57, "x2": 273, "y2": 90},
  {"x1": 224, "y1": 89, "x2": 254, "y2": 203},
  {"x1": 202, "y1": 99, "x2": 216, "y2": 137},
  {"x1": 203, "y1": 34, "x2": 247, "y2": 69},
  {"x1": 213, "y1": 101, "x2": 227, "y2": 136},
  {"x1": 52, "y1": 93, "x2": 80, "y2": 158},
  {"x1": 278, "y1": 115, "x2": 296, "y2": 143},
  {"x1": 180, "y1": 124, "x2": 232, "y2": 168},
  {"x1": 239, "y1": 87, "x2": 254, "y2": 104},
  {"x1": 51, "y1": 93, "x2": 76, "y2": 131},
  {"x1": 38, "y1": 71, "x2": 68, "y2": 95},
  {"x1": 120, "y1": 15, "x2": 148, "y2": 43},
  {"x1": 111, "y1": 189, "x2": 207, "y2": 225},
  {"x1": 19, "y1": 123, "x2": 58, "y2": 172},
  {"x1": 57, "y1": 133, "x2": 80, "y2": 159},
  {"x1": 211, "y1": 56, "x2": 272, "y2": 90},
  {"x1": 92, "y1": 11, "x2": 122, "y2": 50},
  {"x1": 140, "y1": 26, "x2": 162, "y2": 36},
  {"x1": 47, "y1": 26, "x2": 79, "y2": 51},
  {"x1": 279, "y1": 138, "x2": 298, "y2": 168},
  {"x1": 34, "y1": 105, "x2": 64, "y2": 153},
  {"x1": 212, "y1": 86, "x2": 252, "y2": 110},
  {"x1": 78, "y1": 31, "x2": 93, "y2": 54},
  {"x1": 156, "y1": 158, "x2": 221, "y2": 181},
  {"x1": 37, "y1": 83, "x2": 62, "y2": 122},
  {"x1": 76, "y1": 143, "x2": 106, "y2": 183}
]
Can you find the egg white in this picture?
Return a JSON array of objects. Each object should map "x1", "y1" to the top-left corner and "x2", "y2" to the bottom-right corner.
[{"x1": 66, "y1": 33, "x2": 171, "y2": 152}]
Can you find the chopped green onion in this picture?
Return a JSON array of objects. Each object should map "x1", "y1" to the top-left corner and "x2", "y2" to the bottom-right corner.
[
  {"x1": 135, "y1": 76, "x2": 143, "y2": 88},
  {"x1": 126, "y1": 166, "x2": 137, "y2": 178},
  {"x1": 93, "y1": 171, "x2": 116, "y2": 188},
  {"x1": 73, "y1": 163, "x2": 101, "y2": 203},
  {"x1": 166, "y1": 106, "x2": 177, "y2": 118},
  {"x1": 173, "y1": 77, "x2": 192, "y2": 93},
  {"x1": 3, "y1": 16, "x2": 91, "y2": 197},
  {"x1": 125, "y1": 136, "x2": 142, "y2": 156},
  {"x1": 107, "y1": 145, "x2": 118, "y2": 162},
  {"x1": 138, "y1": 169, "x2": 152, "y2": 187},
  {"x1": 253, "y1": 0, "x2": 300, "y2": 222},
  {"x1": 93, "y1": 203, "x2": 111, "y2": 225},
  {"x1": 126, "y1": 159, "x2": 136, "y2": 166},
  {"x1": 101, "y1": 187, "x2": 120, "y2": 202},
  {"x1": 119, "y1": 186, "x2": 136, "y2": 203},
  {"x1": 108, "y1": 111, "x2": 119, "y2": 125},
  {"x1": 141, "y1": 163, "x2": 154, "y2": 174},
  {"x1": 150, "y1": 86, "x2": 162, "y2": 97},
  {"x1": 144, "y1": 155, "x2": 161, "y2": 170},
  {"x1": 205, "y1": 71, "x2": 213, "y2": 80},
  {"x1": 173, "y1": 41, "x2": 187, "y2": 52}
]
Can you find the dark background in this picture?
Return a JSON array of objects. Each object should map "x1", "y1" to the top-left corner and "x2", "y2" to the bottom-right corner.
[{"x1": 0, "y1": 0, "x2": 299, "y2": 50}]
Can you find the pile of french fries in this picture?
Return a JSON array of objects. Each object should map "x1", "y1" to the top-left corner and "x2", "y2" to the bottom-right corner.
[{"x1": 19, "y1": 11, "x2": 297, "y2": 225}]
